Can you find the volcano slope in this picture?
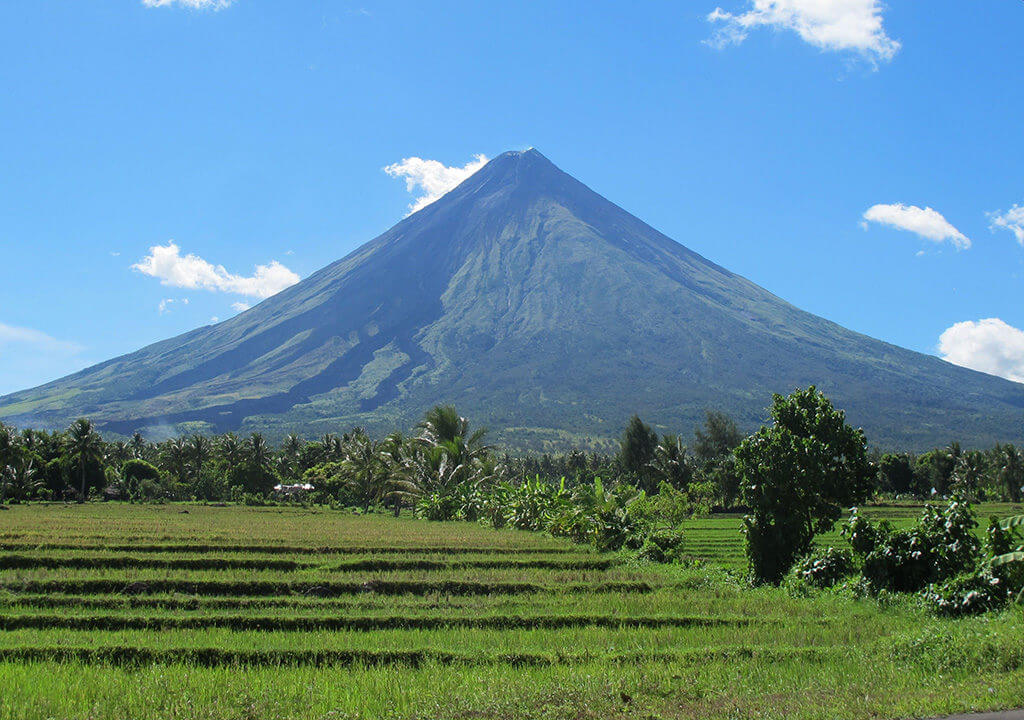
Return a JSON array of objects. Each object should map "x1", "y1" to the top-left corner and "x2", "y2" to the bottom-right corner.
[{"x1": 2, "y1": 149, "x2": 1022, "y2": 449}]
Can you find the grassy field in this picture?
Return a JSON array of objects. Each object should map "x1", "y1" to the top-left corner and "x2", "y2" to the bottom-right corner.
[{"x1": 0, "y1": 503, "x2": 1022, "y2": 719}]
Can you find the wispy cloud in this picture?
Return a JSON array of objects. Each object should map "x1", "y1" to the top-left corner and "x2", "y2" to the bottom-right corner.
[
  {"x1": 706, "y1": 0, "x2": 900, "y2": 65},
  {"x1": 0, "y1": 322, "x2": 82, "y2": 354},
  {"x1": 158, "y1": 297, "x2": 189, "y2": 315},
  {"x1": 142, "y1": 0, "x2": 235, "y2": 9},
  {"x1": 939, "y1": 318, "x2": 1024, "y2": 383},
  {"x1": 133, "y1": 242, "x2": 300, "y2": 299},
  {"x1": 384, "y1": 154, "x2": 489, "y2": 214},
  {"x1": 989, "y1": 204, "x2": 1024, "y2": 246},
  {"x1": 862, "y1": 203, "x2": 970, "y2": 251},
  {"x1": 231, "y1": 302, "x2": 251, "y2": 313}
]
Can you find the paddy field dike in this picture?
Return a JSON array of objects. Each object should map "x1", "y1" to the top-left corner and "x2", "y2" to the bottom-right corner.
[{"x1": 0, "y1": 503, "x2": 1023, "y2": 720}]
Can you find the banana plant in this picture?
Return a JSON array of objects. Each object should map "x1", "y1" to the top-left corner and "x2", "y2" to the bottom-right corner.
[{"x1": 992, "y1": 514, "x2": 1024, "y2": 602}]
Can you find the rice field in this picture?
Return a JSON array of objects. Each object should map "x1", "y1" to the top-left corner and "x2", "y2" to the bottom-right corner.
[{"x1": 1, "y1": 503, "x2": 1023, "y2": 720}]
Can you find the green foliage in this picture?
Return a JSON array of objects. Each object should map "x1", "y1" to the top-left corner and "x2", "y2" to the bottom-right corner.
[
  {"x1": 636, "y1": 526, "x2": 686, "y2": 564},
  {"x1": 618, "y1": 415, "x2": 658, "y2": 491},
  {"x1": 787, "y1": 547, "x2": 854, "y2": 589},
  {"x1": 735, "y1": 387, "x2": 872, "y2": 584},
  {"x1": 120, "y1": 459, "x2": 163, "y2": 502},
  {"x1": 861, "y1": 499, "x2": 980, "y2": 594},
  {"x1": 841, "y1": 508, "x2": 893, "y2": 557},
  {"x1": 922, "y1": 568, "x2": 1009, "y2": 617}
]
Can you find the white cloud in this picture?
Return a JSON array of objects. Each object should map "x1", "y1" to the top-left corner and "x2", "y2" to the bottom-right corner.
[
  {"x1": 862, "y1": 203, "x2": 971, "y2": 250},
  {"x1": 142, "y1": 0, "x2": 234, "y2": 9},
  {"x1": 157, "y1": 297, "x2": 188, "y2": 314},
  {"x1": 231, "y1": 302, "x2": 251, "y2": 313},
  {"x1": 133, "y1": 242, "x2": 300, "y2": 299},
  {"x1": 989, "y1": 204, "x2": 1024, "y2": 246},
  {"x1": 0, "y1": 322, "x2": 82, "y2": 354},
  {"x1": 210, "y1": 316, "x2": 220, "y2": 324},
  {"x1": 706, "y1": 0, "x2": 900, "y2": 64},
  {"x1": 939, "y1": 318, "x2": 1024, "y2": 384},
  {"x1": 384, "y1": 154, "x2": 489, "y2": 214}
]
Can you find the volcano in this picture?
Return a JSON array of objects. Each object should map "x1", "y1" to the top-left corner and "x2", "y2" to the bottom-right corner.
[{"x1": 2, "y1": 149, "x2": 1022, "y2": 449}]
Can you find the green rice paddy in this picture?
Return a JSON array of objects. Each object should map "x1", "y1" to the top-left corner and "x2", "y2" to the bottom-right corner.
[{"x1": 0, "y1": 503, "x2": 1022, "y2": 719}]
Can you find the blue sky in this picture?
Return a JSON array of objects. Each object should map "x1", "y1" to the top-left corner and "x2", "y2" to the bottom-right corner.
[{"x1": 1, "y1": 0, "x2": 1022, "y2": 395}]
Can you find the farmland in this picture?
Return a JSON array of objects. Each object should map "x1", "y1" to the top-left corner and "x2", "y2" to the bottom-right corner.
[{"x1": 0, "y1": 503, "x2": 1021, "y2": 719}]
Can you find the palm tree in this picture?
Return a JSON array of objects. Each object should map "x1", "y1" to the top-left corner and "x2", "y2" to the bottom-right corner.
[
  {"x1": 218, "y1": 433, "x2": 245, "y2": 468},
  {"x1": 340, "y1": 433, "x2": 385, "y2": 512},
  {"x1": 417, "y1": 405, "x2": 487, "y2": 449},
  {"x1": 187, "y1": 435, "x2": 213, "y2": 486},
  {"x1": 321, "y1": 433, "x2": 344, "y2": 460},
  {"x1": 648, "y1": 434, "x2": 692, "y2": 490},
  {"x1": 245, "y1": 433, "x2": 276, "y2": 493},
  {"x1": 161, "y1": 437, "x2": 189, "y2": 485},
  {"x1": 4, "y1": 456, "x2": 41, "y2": 502},
  {"x1": 996, "y1": 445, "x2": 1024, "y2": 503},
  {"x1": 379, "y1": 432, "x2": 423, "y2": 515},
  {"x1": 128, "y1": 432, "x2": 147, "y2": 460},
  {"x1": 280, "y1": 433, "x2": 305, "y2": 481},
  {"x1": 0, "y1": 422, "x2": 15, "y2": 468},
  {"x1": 65, "y1": 418, "x2": 104, "y2": 503}
]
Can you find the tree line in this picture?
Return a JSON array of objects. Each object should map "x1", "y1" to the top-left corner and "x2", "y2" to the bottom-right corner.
[
  {"x1": 1, "y1": 388, "x2": 1022, "y2": 598},
  {"x1": 2, "y1": 404, "x2": 1020, "y2": 509}
]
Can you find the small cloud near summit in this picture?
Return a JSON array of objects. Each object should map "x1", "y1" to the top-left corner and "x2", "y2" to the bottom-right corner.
[{"x1": 384, "y1": 154, "x2": 489, "y2": 215}]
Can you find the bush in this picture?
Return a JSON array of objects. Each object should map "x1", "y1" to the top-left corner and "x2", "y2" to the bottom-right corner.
[
  {"x1": 788, "y1": 547, "x2": 854, "y2": 589},
  {"x1": 862, "y1": 498, "x2": 980, "y2": 594},
  {"x1": 637, "y1": 526, "x2": 685, "y2": 563},
  {"x1": 841, "y1": 508, "x2": 892, "y2": 557},
  {"x1": 416, "y1": 492, "x2": 461, "y2": 521},
  {"x1": 923, "y1": 568, "x2": 1009, "y2": 617},
  {"x1": 984, "y1": 516, "x2": 1024, "y2": 598}
]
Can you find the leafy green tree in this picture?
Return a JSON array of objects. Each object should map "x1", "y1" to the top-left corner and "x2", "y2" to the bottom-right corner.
[
  {"x1": 65, "y1": 419, "x2": 104, "y2": 503},
  {"x1": 734, "y1": 387, "x2": 872, "y2": 584},
  {"x1": 693, "y1": 410, "x2": 742, "y2": 464},
  {"x1": 693, "y1": 411, "x2": 743, "y2": 506},
  {"x1": 916, "y1": 443, "x2": 960, "y2": 496},
  {"x1": 121, "y1": 458, "x2": 162, "y2": 501},
  {"x1": 877, "y1": 453, "x2": 920, "y2": 496},
  {"x1": 618, "y1": 414, "x2": 657, "y2": 490}
]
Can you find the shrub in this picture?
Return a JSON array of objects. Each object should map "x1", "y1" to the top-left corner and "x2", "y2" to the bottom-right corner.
[
  {"x1": 862, "y1": 498, "x2": 980, "y2": 594},
  {"x1": 841, "y1": 508, "x2": 892, "y2": 557},
  {"x1": 637, "y1": 526, "x2": 685, "y2": 563},
  {"x1": 922, "y1": 568, "x2": 1009, "y2": 617},
  {"x1": 788, "y1": 547, "x2": 854, "y2": 589},
  {"x1": 416, "y1": 492, "x2": 461, "y2": 521}
]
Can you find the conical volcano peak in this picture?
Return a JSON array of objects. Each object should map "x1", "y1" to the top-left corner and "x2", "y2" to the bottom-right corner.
[{"x1": 2, "y1": 149, "x2": 1022, "y2": 450}]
